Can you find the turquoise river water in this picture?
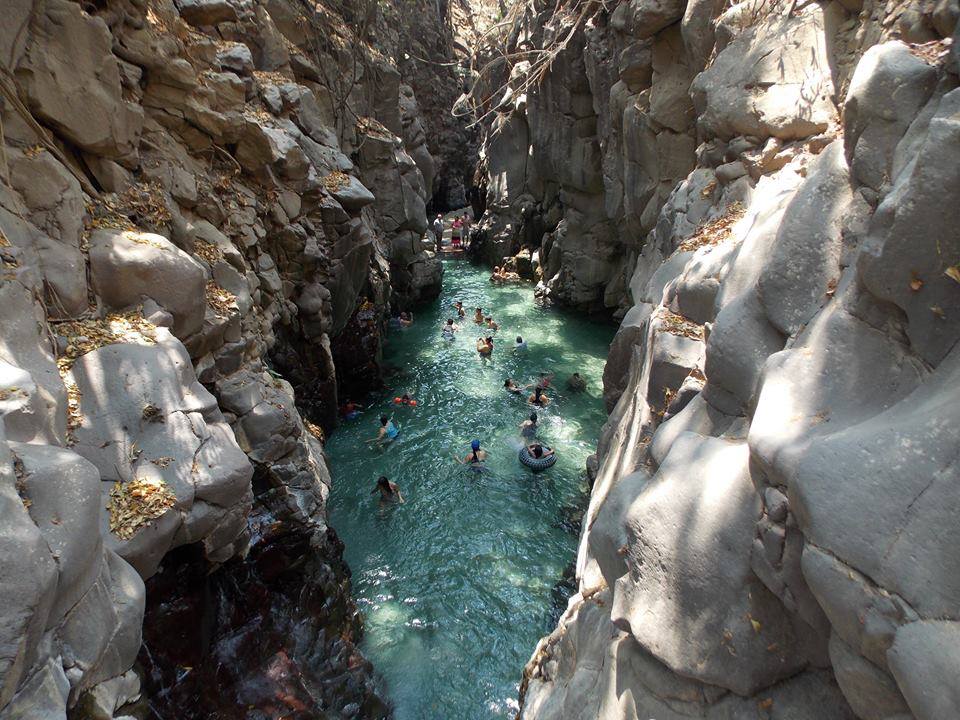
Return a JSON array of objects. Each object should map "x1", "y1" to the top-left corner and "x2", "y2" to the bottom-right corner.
[{"x1": 325, "y1": 259, "x2": 615, "y2": 719}]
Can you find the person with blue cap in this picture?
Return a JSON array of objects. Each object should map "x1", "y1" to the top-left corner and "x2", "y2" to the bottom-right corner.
[{"x1": 459, "y1": 439, "x2": 487, "y2": 466}]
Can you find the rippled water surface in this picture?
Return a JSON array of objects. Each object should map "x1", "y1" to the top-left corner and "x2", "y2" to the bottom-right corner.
[{"x1": 326, "y1": 260, "x2": 615, "y2": 719}]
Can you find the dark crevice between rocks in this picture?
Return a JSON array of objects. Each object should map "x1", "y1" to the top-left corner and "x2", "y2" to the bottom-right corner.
[{"x1": 137, "y1": 471, "x2": 391, "y2": 720}]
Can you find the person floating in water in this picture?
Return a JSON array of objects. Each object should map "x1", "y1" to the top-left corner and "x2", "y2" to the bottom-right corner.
[
  {"x1": 527, "y1": 442, "x2": 554, "y2": 460},
  {"x1": 394, "y1": 393, "x2": 418, "y2": 406},
  {"x1": 454, "y1": 301, "x2": 466, "y2": 318},
  {"x1": 399, "y1": 311, "x2": 413, "y2": 327},
  {"x1": 459, "y1": 439, "x2": 487, "y2": 466},
  {"x1": 567, "y1": 372, "x2": 586, "y2": 392},
  {"x1": 372, "y1": 475, "x2": 404, "y2": 503},
  {"x1": 529, "y1": 385, "x2": 551, "y2": 407},
  {"x1": 474, "y1": 307, "x2": 484, "y2": 324},
  {"x1": 519, "y1": 412, "x2": 538, "y2": 438},
  {"x1": 485, "y1": 317, "x2": 499, "y2": 332},
  {"x1": 370, "y1": 415, "x2": 400, "y2": 444},
  {"x1": 514, "y1": 336, "x2": 527, "y2": 351},
  {"x1": 476, "y1": 336, "x2": 493, "y2": 356},
  {"x1": 441, "y1": 318, "x2": 459, "y2": 338},
  {"x1": 504, "y1": 378, "x2": 522, "y2": 394},
  {"x1": 340, "y1": 399, "x2": 363, "y2": 419}
]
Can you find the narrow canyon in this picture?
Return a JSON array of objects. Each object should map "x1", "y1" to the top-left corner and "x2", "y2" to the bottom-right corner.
[{"x1": 0, "y1": 0, "x2": 957, "y2": 719}]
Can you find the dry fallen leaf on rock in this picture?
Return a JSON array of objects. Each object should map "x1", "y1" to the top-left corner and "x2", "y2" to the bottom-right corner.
[{"x1": 108, "y1": 476, "x2": 177, "y2": 540}]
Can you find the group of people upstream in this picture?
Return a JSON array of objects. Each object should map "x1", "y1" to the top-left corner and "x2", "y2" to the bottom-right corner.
[
  {"x1": 432, "y1": 212, "x2": 472, "y2": 252},
  {"x1": 347, "y1": 288, "x2": 589, "y2": 503}
]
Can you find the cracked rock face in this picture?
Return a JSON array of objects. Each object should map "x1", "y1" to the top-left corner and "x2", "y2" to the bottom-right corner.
[
  {"x1": 508, "y1": 2, "x2": 960, "y2": 718},
  {"x1": 0, "y1": 0, "x2": 469, "y2": 716}
]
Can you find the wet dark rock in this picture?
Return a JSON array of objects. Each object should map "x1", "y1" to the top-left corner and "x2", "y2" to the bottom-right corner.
[{"x1": 139, "y1": 505, "x2": 390, "y2": 720}]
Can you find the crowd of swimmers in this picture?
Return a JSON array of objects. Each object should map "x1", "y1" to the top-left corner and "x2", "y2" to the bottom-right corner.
[{"x1": 353, "y1": 293, "x2": 589, "y2": 503}]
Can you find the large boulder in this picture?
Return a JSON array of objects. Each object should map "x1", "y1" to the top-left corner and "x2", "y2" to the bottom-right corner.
[
  {"x1": 16, "y1": 0, "x2": 142, "y2": 159},
  {"x1": 888, "y1": 621, "x2": 960, "y2": 719},
  {"x1": 690, "y1": 5, "x2": 836, "y2": 141},
  {"x1": 67, "y1": 331, "x2": 253, "y2": 577},
  {"x1": 89, "y1": 230, "x2": 207, "y2": 339},
  {"x1": 843, "y1": 42, "x2": 938, "y2": 192},
  {"x1": 176, "y1": 0, "x2": 239, "y2": 26},
  {"x1": 858, "y1": 88, "x2": 960, "y2": 366},
  {"x1": 0, "y1": 428, "x2": 58, "y2": 709},
  {"x1": 612, "y1": 433, "x2": 809, "y2": 695}
]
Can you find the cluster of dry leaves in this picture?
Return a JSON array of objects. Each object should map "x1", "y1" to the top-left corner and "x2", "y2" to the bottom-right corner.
[
  {"x1": 193, "y1": 239, "x2": 223, "y2": 265},
  {"x1": 321, "y1": 170, "x2": 350, "y2": 192},
  {"x1": 677, "y1": 203, "x2": 746, "y2": 253},
  {"x1": 84, "y1": 182, "x2": 172, "y2": 235},
  {"x1": 206, "y1": 281, "x2": 238, "y2": 318},
  {"x1": 54, "y1": 312, "x2": 158, "y2": 373},
  {"x1": 108, "y1": 476, "x2": 177, "y2": 540},
  {"x1": 304, "y1": 419, "x2": 325, "y2": 443},
  {"x1": 657, "y1": 308, "x2": 704, "y2": 341}
]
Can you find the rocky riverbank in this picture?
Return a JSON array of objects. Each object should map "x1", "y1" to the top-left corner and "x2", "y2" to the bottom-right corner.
[
  {"x1": 0, "y1": 0, "x2": 479, "y2": 717},
  {"x1": 471, "y1": 1, "x2": 960, "y2": 718}
]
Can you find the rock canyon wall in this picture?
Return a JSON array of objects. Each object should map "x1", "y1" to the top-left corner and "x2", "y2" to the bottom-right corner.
[
  {"x1": 473, "y1": 1, "x2": 960, "y2": 719},
  {"x1": 0, "y1": 0, "x2": 469, "y2": 717}
]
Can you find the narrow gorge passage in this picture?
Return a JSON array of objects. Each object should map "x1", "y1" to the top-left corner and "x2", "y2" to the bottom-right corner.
[{"x1": 326, "y1": 259, "x2": 614, "y2": 720}]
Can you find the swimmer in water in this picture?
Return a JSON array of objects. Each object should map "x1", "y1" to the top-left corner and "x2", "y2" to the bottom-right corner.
[
  {"x1": 371, "y1": 475, "x2": 404, "y2": 503},
  {"x1": 514, "y1": 336, "x2": 527, "y2": 351},
  {"x1": 454, "y1": 301, "x2": 466, "y2": 318},
  {"x1": 485, "y1": 317, "x2": 499, "y2": 331},
  {"x1": 527, "y1": 443, "x2": 554, "y2": 460},
  {"x1": 528, "y1": 386, "x2": 551, "y2": 407},
  {"x1": 399, "y1": 311, "x2": 413, "y2": 327},
  {"x1": 519, "y1": 412, "x2": 538, "y2": 439},
  {"x1": 370, "y1": 415, "x2": 400, "y2": 444},
  {"x1": 474, "y1": 307, "x2": 484, "y2": 324},
  {"x1": 504, "y1": 378, "x2": 522, "y2": 394},
  {"x1": 340, "y1": 399, "x2": 363, "y2": 417},
  {"x1": 477, "y1": 336, "x2": 493, "y2": 355},
  {"x1": 567, "y1": 372, "x2": 587, "y2": 392},
  {"x1": 459, "y1": 439, "x2": 487, "y2": 465},
  {"x1": 441, "y1": 318, "x2": 459, "y2": 338}
]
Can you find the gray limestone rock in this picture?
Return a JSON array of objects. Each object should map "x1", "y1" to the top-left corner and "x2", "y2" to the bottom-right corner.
[
  {"x1": 829, "y1": 632, "x2": 911, "y2": 720},
  {"x1": 68, "y1": 331, "x2": 252, "y2": 577},
  {"x1": 756, "y1": 141, "x2": 852, "y2": 336},
  {"x1": 328, "y1": 175, "x2": 376, "y2": 212},
  {"x1": 789, "y1": 342, "x2": 960, "y2": 619},
  {"x1": 858, "y1": 88, "x2": 960, "y2": 366},
  {"x1": 15, "y1": 0, "x2": 143, "y2": 159},
  {"x1": 843, "y1": 42, "x2": 937, "y2": 192},
  {"x1": 11, "y1": 443, "x2": 103, "y2": 626},
  {"x1": 176, "y1": 0, "x2": 239, "y2": 26},
  {"x1": 0, "y1": 429, "x2": 58, "y2": 709},
  {"x1": 888, "y1": 621, "x2": 960, "y2": 720},
  {"x1": 89, "y1": 230, "x2": 207, "y2": 339},
  {"x1": 612, "y1": 434, "x2": 807, "y2": 695},
  {"x1": 217, "y1": 42, "x2": 254, "y2": 76},
  {"x1": 690, "y1": 7, "x2": 836, "y2": 141}
]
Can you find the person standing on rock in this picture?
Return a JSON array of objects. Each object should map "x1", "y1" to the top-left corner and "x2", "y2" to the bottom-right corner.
[
  {"x1": 372, "y1": 476, "x2": 404, "y2": 503},
  {"x1": 432, "y1": 214, "x2": 444, "y2": 251}
]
